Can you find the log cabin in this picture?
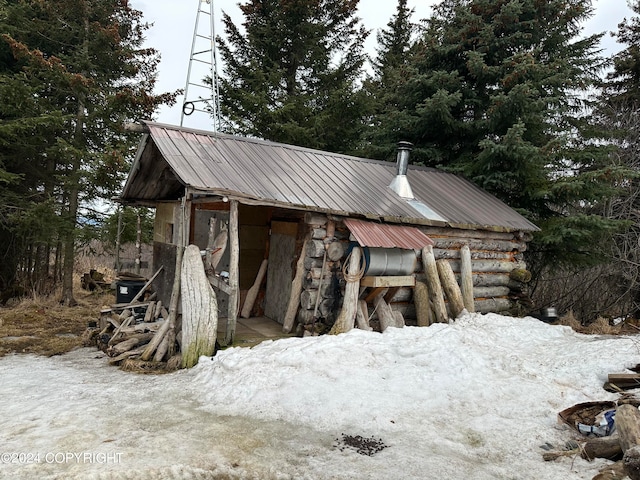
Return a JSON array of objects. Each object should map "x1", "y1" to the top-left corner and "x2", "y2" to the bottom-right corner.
[{"x1": 119, "y1": 121, "x2": 539, "y2": 342}]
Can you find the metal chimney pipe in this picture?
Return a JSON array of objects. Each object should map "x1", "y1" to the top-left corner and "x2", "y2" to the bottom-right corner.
[
  {"x1": 388, "y1": 141, "x2": 414, "y2": 199},
  {"x1": 396, "y1": 141, "x2": 413, "y2": 176}
]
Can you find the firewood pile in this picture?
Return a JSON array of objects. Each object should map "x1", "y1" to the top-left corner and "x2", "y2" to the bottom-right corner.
[{"x1": 83, "y1": 267, "x2": 187, "y2": 373}]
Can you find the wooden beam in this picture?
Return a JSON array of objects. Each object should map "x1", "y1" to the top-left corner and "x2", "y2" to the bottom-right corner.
[
  {"x1": 225, "y1": 200, "x2": 240, "y2": 346},
  {"x1": 360, "y1": 275, "x2": 415, "y2": 288}
]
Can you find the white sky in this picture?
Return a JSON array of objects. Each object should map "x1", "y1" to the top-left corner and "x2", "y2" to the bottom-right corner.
[
  {"x1": 131, "y1": 0, "x2": 634, "y2": 131},
  {"x1": 0, "y1": 313, "x2": 637, "y2": 479}
]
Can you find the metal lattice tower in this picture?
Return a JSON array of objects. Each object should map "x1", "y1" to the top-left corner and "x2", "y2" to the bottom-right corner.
[{"x1": 181, "y1": 0, "x2": 221, "y2": 132}]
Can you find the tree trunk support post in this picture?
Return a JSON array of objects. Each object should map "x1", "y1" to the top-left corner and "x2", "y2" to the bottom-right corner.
[{"x1": 225, "y1": 199, "x2": 240, "y2": 346}]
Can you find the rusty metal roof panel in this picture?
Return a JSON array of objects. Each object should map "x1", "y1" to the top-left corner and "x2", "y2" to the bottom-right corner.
[
  {"x1": 344, "y1": 218, "x2": 434, "y2": 249},
  {"x1": 121, "y1": 122, "x2": 539, "y2": 232}
]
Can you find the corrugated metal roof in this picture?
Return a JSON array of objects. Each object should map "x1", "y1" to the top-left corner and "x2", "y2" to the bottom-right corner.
[
  {"x1": 121, "y1": 122, "x2": 539, "y2": 232},
  {"x1": 344, "y1": 218, "x2": 434, "y2": 249}
]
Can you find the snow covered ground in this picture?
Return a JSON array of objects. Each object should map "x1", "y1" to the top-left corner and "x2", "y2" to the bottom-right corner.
[{"x1": 1, "y1": 313, "x2": 638, "y2": 480}]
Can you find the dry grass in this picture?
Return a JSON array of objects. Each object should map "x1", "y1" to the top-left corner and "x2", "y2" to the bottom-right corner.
[
  {"x1": 556, "y1": 310, "x2": 633, "y2": 335},
  {"x1": 0, "y1": 278, "x2": 114, "y2": 358}
]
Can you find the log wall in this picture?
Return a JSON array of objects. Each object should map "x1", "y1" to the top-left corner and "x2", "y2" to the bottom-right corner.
[{"x1": 294, "y1": 215, "x2": 533, "y2": 332}]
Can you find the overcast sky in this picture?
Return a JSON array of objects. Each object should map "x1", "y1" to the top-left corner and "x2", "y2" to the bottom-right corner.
[{"x1": 131, "y1": 0, "x2": 635, "y2": 131}]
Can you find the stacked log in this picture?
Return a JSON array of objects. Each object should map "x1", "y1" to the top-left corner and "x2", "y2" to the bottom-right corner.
[
  {"x1": 90, "y1": 301, "x2": 175, "y2": 370},
  {"x1": 419, "y1": 226, "x2": 532, "y2": 315},
  {"x1": 286, "y1": 216, "x2": 532, "y2": 332},
  {"x1": 295, "y1": 215, "x2": 349, "y2": 334}
]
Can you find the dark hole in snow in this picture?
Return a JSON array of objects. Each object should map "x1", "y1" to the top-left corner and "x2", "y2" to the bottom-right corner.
[{"x1": 334, "y1": 433, "x2": 388, "y2": 456}]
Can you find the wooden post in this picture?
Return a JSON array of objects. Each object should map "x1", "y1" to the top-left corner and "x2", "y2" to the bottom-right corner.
[
  {"x1": 373, "y1": 289, "x2": 404, "y2": 332},
  {"x1": 460, "y1": 244, "x2": 475, "y2": 312},
  {"x1": 241, "y1": 259, "x2": 268, "y2": 318},
  {"x1": 329, "y1": 246, "x2": 362, "y2": 335},
  {"x1": 421, "y1": 245, "x2": 448, "y2": 323},
  {"x1": 225, "y1": 200, "x2": 239, "y2": 346},
  {"x1": 141, "y1": 195, "x2": 187, "y2": 361},
  {"x1": 181, "y1": 244, "x2": 218, "y2": 368},
  {"x1": 282, "y1": 237, "x2": 309, "y2": 333},
  {"x1": 355, "y1": 299, "x2": 372, "y2": 331},
  {"x1": 616, "y1": 404, "x2": 640, "y2": 480},
  {"x1": 135, "y1": 209, "x2": 142, "y2": 275},
  {"x1": 437, "y1": 259, "x2": 466, "y2": 319},
  {"x1": 414, "y1": 281, "x2": 433, "y2": 326}
]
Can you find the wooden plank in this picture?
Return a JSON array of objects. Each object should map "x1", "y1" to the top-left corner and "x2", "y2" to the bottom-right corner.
[
  {"x1": 360, "y1": 275, "x2": 415, "y2": 288},
  {"x1": 364, "y1": 287, "x2": 385, "y2": 303},
  {"x1": 282, "y1": 237, "x2": 309, "y2": 333},
  {"x1": 206, "y1": 273, "x2": 232, "y2": 295}
]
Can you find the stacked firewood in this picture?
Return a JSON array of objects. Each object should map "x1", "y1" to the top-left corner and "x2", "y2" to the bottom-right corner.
[{"x1": 84, "y1": 267, "x2": 185, "y2": 372}]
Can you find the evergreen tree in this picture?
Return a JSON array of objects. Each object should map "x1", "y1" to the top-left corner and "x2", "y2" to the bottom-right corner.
[
  {"x1": 382, "y1": 0, "x2": 623, "y2": 268},
  {"x1": 360, "y1": 0, "x2": 418, "y2": 160},
  {"x1": 217, "y1": 0, "x2": 372, "y2": 153},
  {"x1": 594, "y1": 0, "x2": 640, "y2": 316},
  {"x1": 607, "y1": 0, "x2": 640, "y2": 107},
  {"x1": 0, "y1": 0, "x2": 176, "y2": 302}
]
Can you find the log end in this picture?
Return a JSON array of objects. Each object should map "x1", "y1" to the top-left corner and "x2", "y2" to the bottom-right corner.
[{"x1": 624, "y1": 446, "x2": 640, "y2": 480}]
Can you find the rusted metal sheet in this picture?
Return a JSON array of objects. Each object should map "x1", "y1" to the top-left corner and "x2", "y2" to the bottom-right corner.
[
  {"x1": 343, "y1": 218, "x2": 434, "y2": 250},
  {"x1": 121, "y1": 122, "x2": 539, "y2": 232}
]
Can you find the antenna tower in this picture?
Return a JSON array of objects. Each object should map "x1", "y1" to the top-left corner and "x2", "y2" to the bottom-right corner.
[{"x1": 181, "y1": 0, "x2": 221, "y2": 131}]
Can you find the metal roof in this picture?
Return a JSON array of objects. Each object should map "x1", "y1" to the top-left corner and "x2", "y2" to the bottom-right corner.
[
  {"x1": 120, "y1": 122, "x2": 539, "y2": 232},
  {"x1": 344, "y1": 218, "x2": 434, "y2": 249}
]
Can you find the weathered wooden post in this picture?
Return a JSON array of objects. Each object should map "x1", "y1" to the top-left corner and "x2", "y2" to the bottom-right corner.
[
  {"x1": 241, "y1": 259, "x2": 268, "y2": 318},
  {"x1": 225, "y1": 200, "x2": 239, "y2": 346},
  {"x1": 460, "y1": 244, "x2": 475, "y2": 312},
  {"x1": 282, "y1": 237, "x2": 309, "y2": 334},
  {"x1": 421, "y1": 245, "x2": 448, "y2": 323},
  {"x1": 414, "y1": 281, "x2": 433, "y2": 326},
  {"x1": 437, "y1": 259, "x2": 466, "y2": 319},
  {"x1": 181, "y1": 244, "x2": 218, "y2": 368},
  {"x1": 330, "y1": 246, "x2": 363, "y2": 334}
]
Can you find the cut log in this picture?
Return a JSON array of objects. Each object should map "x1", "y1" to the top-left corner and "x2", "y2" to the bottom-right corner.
[
  {"x1": 329, "y1": 246, "x2": 362, "y2": 335},
  {"x1": 414, "y1": 281, "x2": 433, "y2": 327},
  {"x1": 355, "y1": 299, "x2": 372, "y2": 331},
  {"x1": 241, "y1": 258, "x2": 268, "y2": 318},
  {"x1": 107, "y1": 345, "x2": 146, "y2": 365},
  {"x1": 374, "y1": 289, "x2": 403, "y2": 332},
  {"x1": 153, "y1": 334, "x2": 171, "y2": 362},
  {"x1": 616, "y1": 404, "x2": 640, "y2": 480},
  {"x1": 109, "y1": 332, "x2": 155, "y2": 356},
  {"x1": 181, "y1": 244, "x2": 218, "y2": 369},
  {"x1": 143, "y1": 301, "x2": 156, "y2": 323},
  {"x1": 593, "y1": 461, "x2": 628, "y2": 480},
  {"x1": 437, "y1": 259, "x2": 466, "y2": 319},
  {"x1": 581, "y1": 436, "x2": 623, "y2": 461},
  {"x1": 460, "y1": 245, "x2": 475, "y2": 313},
  {"x1": 282, "y1": 238, "x2": 309, "y2": 334},
  {"x1": 626, "y1": 447, "x2": 640, "y2": 480},
  {"x1": 421, "y1": 245, "x2": 448, "y2": 323},
  {"x1": 108, "y1": 315, "x2": 134, "y2": 346}
]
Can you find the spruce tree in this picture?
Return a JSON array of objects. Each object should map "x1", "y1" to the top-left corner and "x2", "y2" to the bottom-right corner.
[
  {"x1": 384, "y1": 0, "x2": 623, "y2": 268},
  {"x1": 217, "y1": 0, "x2": 372, "y2": 153},
  {"x1": 0, "y1": 0, "x2": 176, "y2": 302},
  {"x1": 360, "y1": 0, "x2": 418, "y2": 160}
]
